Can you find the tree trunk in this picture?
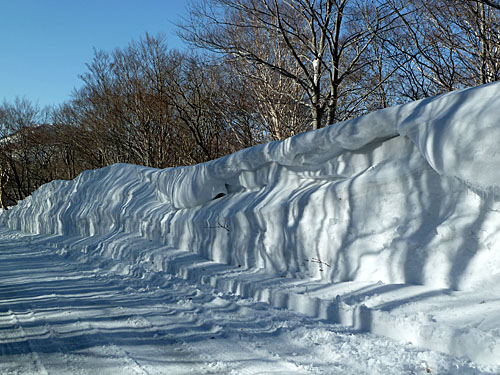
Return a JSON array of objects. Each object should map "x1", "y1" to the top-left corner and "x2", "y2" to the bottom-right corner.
[
  {"x1": 479, "y1": 2, "x2": 489, "y2": 84},
  {"x1": 311, "y1": 90, "x2": 324, "y2": 130},
  {"x1": 0, "y1": 169, "x2": 8, "y2": 210}
]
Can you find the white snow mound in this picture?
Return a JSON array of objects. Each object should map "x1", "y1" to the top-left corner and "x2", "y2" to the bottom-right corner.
[{"x1": 2, "y1": 82, "x2": 500, "y2": 293}]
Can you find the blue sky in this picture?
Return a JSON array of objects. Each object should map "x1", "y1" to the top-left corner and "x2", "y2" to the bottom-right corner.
[{"x1": 0, "y1": 0, "x2": 189, "y2": 108}]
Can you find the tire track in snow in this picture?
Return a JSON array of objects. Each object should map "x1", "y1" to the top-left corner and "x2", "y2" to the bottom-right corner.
[
  {"x1": 98, "y1": 343, "x2": 151, "y2": 375},
  {"x1": 0, "y1": 312, "x2": 41, "y2": 375},
  {"x1": 0, "y1": 231, "x2": 208, "y2": 374},
  {"x1": 4, "y1": 310, "x2": 49, "y2": 375}
]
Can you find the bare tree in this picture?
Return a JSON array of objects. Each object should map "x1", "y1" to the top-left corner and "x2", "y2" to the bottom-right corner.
[
  {"x1": 69, "y1": 33, "x2": 252, "y2": 169},
  {"x1": 388, "y1": 0, "x2": 500, "y2": 97},
  {"x1": 0, "y1": 98, "x2": 64, "y2": 207},
  {"x1": 224, "y1": 31, "x2": 310, "y2": 140},
  {"x1": 71, "y1": 35, "x2": 179, "y2": 168},
  {"x1": 180, "y1": 0, "x2": 398, "y2": 129},
  {"x1": 469, "y1": 0, "x2": 500, "y2": 11}
]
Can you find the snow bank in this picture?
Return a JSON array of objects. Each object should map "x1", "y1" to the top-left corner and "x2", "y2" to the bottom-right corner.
[
  {"x1": 397, "y1": 82, "x2": 500, "y2": 195},
  {"x1": 2, "y1": 82, "x2": 500, "y2": 294}
]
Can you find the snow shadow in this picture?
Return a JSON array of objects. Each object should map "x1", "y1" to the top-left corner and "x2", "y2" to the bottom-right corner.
[{"x1": 0, "y1": 233, "x2": 348, "y2": 365}]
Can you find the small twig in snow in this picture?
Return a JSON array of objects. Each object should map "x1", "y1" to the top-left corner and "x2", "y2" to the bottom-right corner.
[
  {"x1": 311, "y1": 258, "x2": 331, "y2": 268},
  {"x1": 204, "y1": 218, "x2": 230, "y2": 232}
]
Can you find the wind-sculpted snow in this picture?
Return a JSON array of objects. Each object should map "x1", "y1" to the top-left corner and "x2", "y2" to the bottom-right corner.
[
  {"x1": 159, "y1": 105, "x2": 400, "y2": 210},
  {"x1": 2, "y1": 82, "x2": 500, "y2": 294},
  {"x1": 396, "y1": 82, "x2": 500, "y2": 195}
]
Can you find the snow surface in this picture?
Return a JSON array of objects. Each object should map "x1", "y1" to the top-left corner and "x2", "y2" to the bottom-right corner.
[
  {"x1": 2, "y1": 82, "x2": 500, "y2": 372},
  {"x1": 0, "y1": 228, "x2": 492, "y2": 374}
]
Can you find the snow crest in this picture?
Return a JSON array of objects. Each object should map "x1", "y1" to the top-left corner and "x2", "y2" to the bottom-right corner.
[
  {"x1": 2, "y1": 83, "x2": 500, "y2": 293},
  {"x1": 396, "y1": 82, "x2": 500, "y2": 195}
]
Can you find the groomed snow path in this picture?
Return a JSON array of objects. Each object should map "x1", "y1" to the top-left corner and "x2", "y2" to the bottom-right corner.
[{"x1": 0, "y1": 228, "x2": 497, "y2": 375}]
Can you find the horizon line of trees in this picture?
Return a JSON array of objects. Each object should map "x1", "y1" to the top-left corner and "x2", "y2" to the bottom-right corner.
[{"x1": 2, "y1": 0, "x2": 500, "y2": 209}]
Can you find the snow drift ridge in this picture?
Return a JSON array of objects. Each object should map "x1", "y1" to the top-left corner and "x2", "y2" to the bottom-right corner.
[
  {"x1": 2, "y1": 83, "x2": 500, "y2": 292},
  {"x1": 166, "y1": 81, "x2": 500, "y2": 209}
]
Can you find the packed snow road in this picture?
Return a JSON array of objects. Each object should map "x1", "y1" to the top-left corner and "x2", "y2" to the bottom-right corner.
[{"x1": 0, "y1": 228, "x2": 493, "y2": 375}]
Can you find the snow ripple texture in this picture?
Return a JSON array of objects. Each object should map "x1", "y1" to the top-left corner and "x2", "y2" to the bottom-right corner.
[{"x1": 2, "y1": 82, "x2": 500, "y2": 292}]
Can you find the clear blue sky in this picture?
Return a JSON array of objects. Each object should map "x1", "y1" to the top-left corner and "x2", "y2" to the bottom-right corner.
[{"x1": 0, "y1": 0, "x2": 189, "y2": 108}]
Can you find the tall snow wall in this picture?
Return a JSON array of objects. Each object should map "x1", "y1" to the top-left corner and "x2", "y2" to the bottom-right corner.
[{"x1": 3, "y1": 82, "x2": 500, "y2": 291}]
